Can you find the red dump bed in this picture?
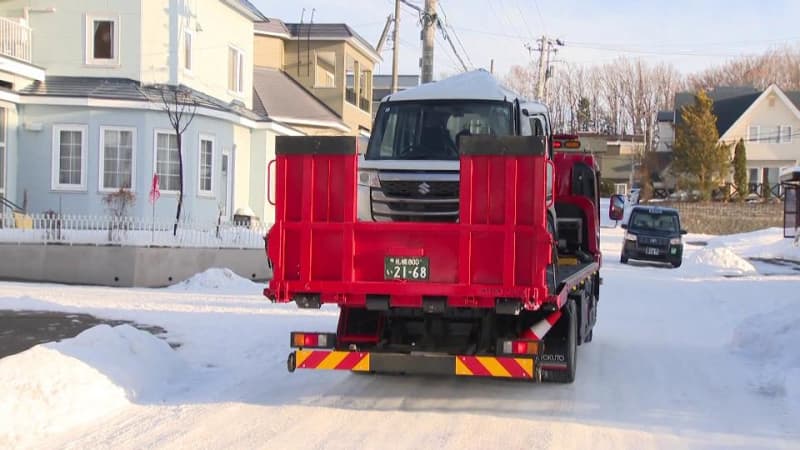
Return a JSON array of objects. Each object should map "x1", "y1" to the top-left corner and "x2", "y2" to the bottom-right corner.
[{"x1": 265, "y1": 136, "x2": 558, "y2": 311}]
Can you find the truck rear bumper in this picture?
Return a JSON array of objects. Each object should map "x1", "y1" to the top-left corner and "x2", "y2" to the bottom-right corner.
[{"x1": 289, "y1": 349, "x2": 540, "y2": 381}]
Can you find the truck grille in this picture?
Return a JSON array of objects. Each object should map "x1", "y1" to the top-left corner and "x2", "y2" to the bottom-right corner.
[
  {"x1": 636, "y1": 236, "x2": 670, "y2": 253},
  {"x1": 371, "y1": 174, "x2": 459, "y2": 222},
  {"x1": 379, "y1": 181, "x2": 460, "y2": 198}
]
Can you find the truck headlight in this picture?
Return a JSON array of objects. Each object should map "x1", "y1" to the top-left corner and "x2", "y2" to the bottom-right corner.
[
  {"x1": 624, "y1": 232, "x2": 637, "y2": 242},
  {"x1": 357, "y1": 170, "x2": 380, "y2": 188},
  {"x1": 670, "y1": 237, "x2": 682, "y2": 245}
]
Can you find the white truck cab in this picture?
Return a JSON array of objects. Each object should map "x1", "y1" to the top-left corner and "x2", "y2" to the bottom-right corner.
[{"x1": 358, "y1": 70, "x2": 550, "y2": 222}]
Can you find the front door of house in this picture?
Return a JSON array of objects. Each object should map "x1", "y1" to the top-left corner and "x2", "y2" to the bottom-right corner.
[{"x1": 220, "y1": 150, "x2": 232, "y2": 219}]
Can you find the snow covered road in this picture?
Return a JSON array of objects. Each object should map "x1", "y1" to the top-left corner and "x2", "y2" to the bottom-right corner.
[{"x1": 1, "y1": 230, "x2": 799, "y2": 449}]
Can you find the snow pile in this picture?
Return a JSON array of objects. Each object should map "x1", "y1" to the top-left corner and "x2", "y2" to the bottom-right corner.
[
  {"x1": 0, "y1": 324, "x2": 185, "y2": 447},
  {"x1": 709, "y1": 228, "x2": 800, "y2": 262},
  {"x1": 731, "y1": 304, "x2": 800, "y2": 402},
  {"x1": 167, "y1": 268, "x2": 263, "y2": 294},
  {"x1": 684, "y1": 246, "x2": 758, "y2": 277}
]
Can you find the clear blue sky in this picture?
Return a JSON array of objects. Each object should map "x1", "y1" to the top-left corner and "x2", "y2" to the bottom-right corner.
[{"x1": 253, "y1": 0, "x2": 800, "y2": 78}]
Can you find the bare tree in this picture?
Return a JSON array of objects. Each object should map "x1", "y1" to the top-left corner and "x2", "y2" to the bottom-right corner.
[
  {"x1": 688, "y1": 45, "x2": 800, "y2": 91},
  {"x1": 158, "y1": 85, "x2": 198, "y2": 235}
]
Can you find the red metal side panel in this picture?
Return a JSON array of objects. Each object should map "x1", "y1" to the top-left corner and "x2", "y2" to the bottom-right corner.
[{"x1": 266, "y1": 138, "x2": 553, "y2": 310}]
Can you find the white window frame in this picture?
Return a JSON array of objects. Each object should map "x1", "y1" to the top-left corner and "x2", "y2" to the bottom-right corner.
[
  {"x1": 153, "y1": 129, "x2": 180, "y2": 195},
  {"x1": 780, "y1": 125, "x2": 793, "y2": 144},
  {"x1": 748, "y1": 167, "x2": 762, "y2": 184},
  {"x1": 228, "y1": 45, "x2": 245, "y2": 95},
  {"x1": 0, "y1": 107, "x2": 6, "y2": 195},
  {"x1": 198, "y1": 134, "x2": 215, "y2": 197},
  {"x1": 85, "y1": 15, "x2": 120, "y2": 66},
  {"x1": 314, "y1": 51, "x2": 337, "y2": 88},
  {"x1": 51, "y1": 124, "x2": 88, "y2": 192},
  {"x1": 98, "y1": 126, "x2": 136, "y2": 193},
  {"x1": 183, "y1": 29, "x2": 193, "y2": 73},
  {"x1": 747, "y1": 125, "x2": 759, "y2": 143}
]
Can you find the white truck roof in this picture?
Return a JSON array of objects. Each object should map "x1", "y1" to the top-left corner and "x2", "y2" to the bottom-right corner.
[{"x1": 383, "y1": 70, "x2": 545, "y2": 113}]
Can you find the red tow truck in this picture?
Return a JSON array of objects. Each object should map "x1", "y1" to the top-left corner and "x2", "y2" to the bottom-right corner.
[{"x1": 265, "y1": 72, "x2": 602, "y2": 383}]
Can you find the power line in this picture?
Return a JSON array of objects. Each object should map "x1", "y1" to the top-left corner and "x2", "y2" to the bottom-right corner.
[
  {"x1": 513, "y1": 0, "x2": 537, "y2": 43},
  {"x1": 531, "y1": 0, "x2": 547, "y2": 34},
  {"x1": 437, "y1": 1, "x2": 473, "y2": 68},
  {"x1": 435, "y1": 35, "x2": 463, "y2": 73}
]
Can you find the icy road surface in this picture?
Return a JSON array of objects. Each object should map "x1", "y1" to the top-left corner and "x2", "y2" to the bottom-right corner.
[{"x1": 1, "y1": 231, "x2": 799, "y2": 449}]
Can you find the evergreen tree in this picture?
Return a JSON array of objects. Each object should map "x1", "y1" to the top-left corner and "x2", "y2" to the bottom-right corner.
[
  {"x1": 576, "y1": 97, "x2": 592, "y2": 131},
  {"x1": 672, "y1": 90, "x2": 730, "y2": 201},
  {"x1": 732, "y1": 139, "x2": 748, "y2": 201}
]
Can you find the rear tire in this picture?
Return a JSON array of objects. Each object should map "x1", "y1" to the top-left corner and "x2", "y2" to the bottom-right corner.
[
  {"x1": 620, "y1": 253, "x2": 629, "y2": 264},
  {"x1": 671, "y1": 260, "x2": 682, "y2": 268},
  {"x1": 546, "y1": 300, "x2": 577, "y2": 384}
]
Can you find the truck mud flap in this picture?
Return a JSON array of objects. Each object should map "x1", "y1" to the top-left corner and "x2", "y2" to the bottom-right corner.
[{"x1": 289, "y1": 350, "x2": 539, "y2": 381}]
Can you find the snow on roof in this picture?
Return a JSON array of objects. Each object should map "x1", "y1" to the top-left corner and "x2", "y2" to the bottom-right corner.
[{"x1": 384, "y1": 70, "x2": 529, "y2": 104}]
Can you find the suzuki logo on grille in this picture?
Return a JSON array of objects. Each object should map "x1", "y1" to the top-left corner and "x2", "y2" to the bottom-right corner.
[{"x1": 418, "y1": 182, "x2": 431, "y2": 195}]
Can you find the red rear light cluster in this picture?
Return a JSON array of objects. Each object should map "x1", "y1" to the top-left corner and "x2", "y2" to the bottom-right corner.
[
  {"x1": 291, "y1": 332, "x2": 337, "y2": 349},
  {"x1": 499, "y1": 339, "x2": 541, "y2": 356}
]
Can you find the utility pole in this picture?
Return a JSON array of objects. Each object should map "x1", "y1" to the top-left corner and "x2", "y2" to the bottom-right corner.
[
  {"x1": 536, "y1": 36, "x2": 549, "y2": 100},
  {"x1": 532, "y1": 35, "x2": 564, "y2": 101},
  {"x1": 391, "y1": 0, "x2": 401, "y2": 93},
  {"x1": 421, "y1": 0, "x2": 437, "y2": 84}
]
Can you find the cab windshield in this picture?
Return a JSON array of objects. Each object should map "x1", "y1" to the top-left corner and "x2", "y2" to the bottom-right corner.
[
  {"x1": 366, "y1": 101, "x2": 513, "y2": 160},
  {"x1": 629, "y1": 210, "x2": 680, "y2": 234}
]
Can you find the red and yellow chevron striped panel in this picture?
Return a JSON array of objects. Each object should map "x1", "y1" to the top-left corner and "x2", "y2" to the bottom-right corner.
[
  {"x1": 295, "y1": 350, "x2": 370, "y2": 371},
  {"x1": 455, "y1": 356, "x2": 534, "y2": 379}
]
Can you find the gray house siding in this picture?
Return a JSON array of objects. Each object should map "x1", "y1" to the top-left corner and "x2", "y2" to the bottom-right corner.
[
  {"x1": 1, "y1": 101, "x2": 20, "y2": 207},
  {"x1": 16, "y1": 104, "x2": 236, "y2": 223}
]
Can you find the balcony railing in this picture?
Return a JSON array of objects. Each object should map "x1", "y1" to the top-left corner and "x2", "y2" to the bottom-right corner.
[{"x1": 0, "y1": 17, "x2": 32, "y2": 63}]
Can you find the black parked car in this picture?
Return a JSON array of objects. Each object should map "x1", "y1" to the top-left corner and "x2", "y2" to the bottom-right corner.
[{"x1": 620, "y1": 206, "x2": 687, "y2": 268}]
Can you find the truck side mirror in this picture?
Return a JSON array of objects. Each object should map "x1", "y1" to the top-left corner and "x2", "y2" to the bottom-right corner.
[
  {"x1": 609, "y1": 194, "x2": 625, "y2": 221},
  {"x1": 681, "y1": 229, "x2": 688, "y2": 235}
]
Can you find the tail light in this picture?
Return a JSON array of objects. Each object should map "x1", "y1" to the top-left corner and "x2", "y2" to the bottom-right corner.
[
  {"x1": 290, "y1": 332, "x2": 337, "y2": 349},
  {"x1": 498, "y1": 339, "x2": 541, "y2": 356}
]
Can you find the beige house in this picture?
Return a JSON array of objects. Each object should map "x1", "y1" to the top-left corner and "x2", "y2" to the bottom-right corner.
[
  {"x1": 254, "y1": 20, "x2": 381, "y2": 137},
  {"x1": 659, "y1": 85, "x2": 800, "y2": 197}
]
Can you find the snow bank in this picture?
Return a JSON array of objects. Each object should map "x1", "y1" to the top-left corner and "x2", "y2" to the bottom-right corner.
[
  {"x1": 0, "y1": 324, "x2": 185, "y2": 447},
  {"x1": 731, "y1": 303, "x2": 800, "y2": 402},
  {"x1": 684, "y1": 246, "x2": 758, "y2": 277},
  {"x1": 167, "y1": 267, "x2": 263, "y2": 294}
]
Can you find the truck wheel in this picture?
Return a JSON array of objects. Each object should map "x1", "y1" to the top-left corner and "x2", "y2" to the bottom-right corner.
[
  {"x1": 546, "y1": 300, "x2": 577, "y2": 384},
  {"x1": 671, "y1": 260, "x2": 682, "y2": 268},
  {"x1": 620, "y1": 253, "x2": 629, "y2": 264}
]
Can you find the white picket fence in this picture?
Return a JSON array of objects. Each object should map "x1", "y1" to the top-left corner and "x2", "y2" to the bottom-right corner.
[{"x1": 0, "y1": 213, "x2": 270, "y2": 249}]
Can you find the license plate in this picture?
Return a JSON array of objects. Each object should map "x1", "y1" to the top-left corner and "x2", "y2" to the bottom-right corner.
[
  {"x1": 645, "y1": 247, "x2": 659, "y2": 256},
  {"x1": 385, "y1": 256, "x2": 429, "y2": 281}
]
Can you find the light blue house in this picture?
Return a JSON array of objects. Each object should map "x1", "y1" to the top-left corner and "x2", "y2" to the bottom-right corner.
[{"x1": 0, "y1": 0, "x2": 321, "y2": 224}]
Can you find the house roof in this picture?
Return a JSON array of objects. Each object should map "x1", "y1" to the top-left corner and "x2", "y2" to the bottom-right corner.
[
  {"x1": 657, "y1": 110, "x2": 674, "y2": 122},
  {"x1": 373, "y1": 74, "x2": 420, "y2": 90},
  {"x1": 254, "y1": 18, "x2": 290, "y2": 37},
  {"x1": 223, "y1": 0, "x2": 268, "y2": 21},
  {"x1": 252, "y1": 67, "x2": 349, "y2": 131},
  {"x1": 18, "y1": 76, "x2": 265, "y2": 121},
  {"x1": 372, "y1": 75, "x2": 420, "y2": 102},
  {"x1": 284, "y1": 23, "x2": 380, "y2": 62},
  {"x1": 671, "y1": 85, "x2": 800, "y2": 139},
  {"x1": 385, "y1": 69, "x2": 523, "y2": 103}
]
